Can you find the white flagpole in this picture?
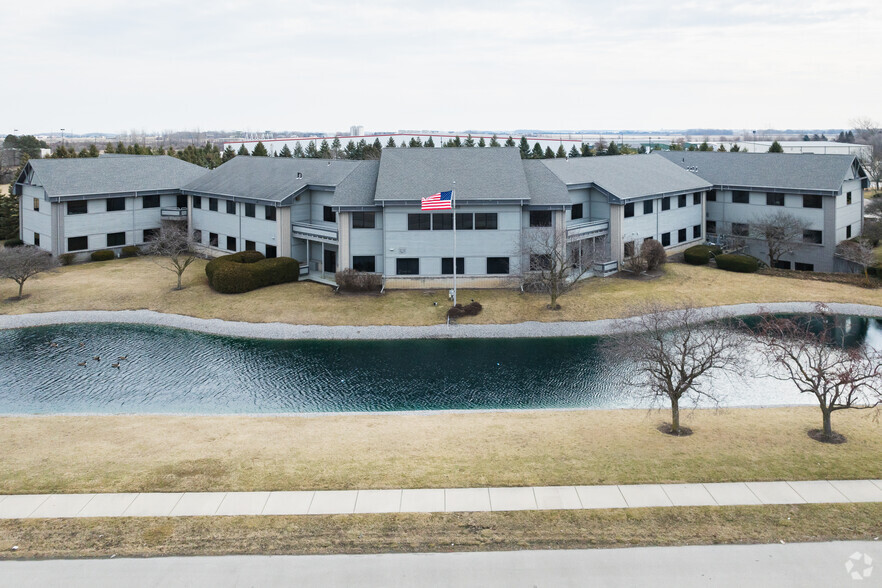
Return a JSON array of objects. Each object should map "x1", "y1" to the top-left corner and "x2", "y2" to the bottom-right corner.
[{"x1": 452, "y1": 181, "x2": 457, "y2": 306}]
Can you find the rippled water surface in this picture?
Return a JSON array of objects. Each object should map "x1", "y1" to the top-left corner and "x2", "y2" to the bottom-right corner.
[{"x1": 0, "y1": 318, "x2": 879, "y2": 414}]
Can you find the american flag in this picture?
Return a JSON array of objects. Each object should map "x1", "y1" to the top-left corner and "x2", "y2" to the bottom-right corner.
[{"x1": 421, "y1": 190, "x2": 452, "y2": 210}]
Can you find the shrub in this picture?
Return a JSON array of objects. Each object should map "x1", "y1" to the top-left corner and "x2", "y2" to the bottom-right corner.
[
  {"x1": 642, "y1": 238, "x2": 667, "y2": 271},
  {"x1": 90, "y1": 249, "x2": 116, "y2": 262},
  {"x1": 335, "y1": 269, "x2": 382, "y2": 292},
  {"x1": 205, "y1": 251, "x2": 299, "y2": 293},
  {"x1": 447, "y1": 301, "x2": 483, "y2": 319},
  {"x1": 3, "y1": 238, "x2": 24, "y2": 248},
  {"x1": 58, "y1": 253, "x2": 76, "y2": 266},
  {"x1": 120, "y1": 245, "x2": 140, "y2": 258},
  {"x1": 684, "y1": 244, "x2": 723, "y2": 265},
  {"x1": 715, "y1": 253, "x2": 760, "y2": 273}
]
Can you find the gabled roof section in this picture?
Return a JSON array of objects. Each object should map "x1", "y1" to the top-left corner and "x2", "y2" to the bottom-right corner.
[
  {"x1": 541, "y1": 154, "x2": 712, "y2": 202},
  {"x1": 522, "y1": 160, "x2": 571, "y2": 206},
  {"x1": 657, "y1": 151, "x2": 866, "y2": 194},
  {"x1": 374, "y1": 147, "x2": 531, "y2": 202},
  {"x1": 17, "y1": 156, "x2": 208, "y2": 198},
  {"x1": 182, "y1": 157, "x2": 365, "y2": 203},
  {"x1": 332, "y1": 161, "x2": 380, "y2": 207}
]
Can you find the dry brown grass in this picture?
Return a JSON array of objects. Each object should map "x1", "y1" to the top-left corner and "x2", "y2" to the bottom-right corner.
[
  {"x1": 1, "y1": 407, "x2": 880, "y2": 495},
  {"x1": 1, "y1": 504, "x2": 880, "y2": 559},
  {"x1": 0, "y1": 257, "x2": 880, "y2": 326}
]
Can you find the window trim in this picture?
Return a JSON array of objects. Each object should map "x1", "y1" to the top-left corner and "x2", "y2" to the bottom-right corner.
[
  {"x1": 643, "y1": 200, "x2": 653, "y2": 214},
  {"x1": 352, "y1": 255, "x2": 376, "y2": 272},
  {"x1": 441, "y1": 257, "x2": 465, "y2": 275},
  {"x1": 264, "y1": 206, "x2": 277, "y2": 221},
  {"x1": 352, "y1": 211, "x2": 375, "y2": 229},
  {"x1": 396, "y1": 257, "x2": 420, "y2": 275},
  {"x1": 142, "y1": 194, "x2": 160, "y2": 209},
  {"x1": 766, "y1": 193, "x2": 785, "y2": 207},
  {"x1": 732, "y1": 190, "x2": 750, "y2": 204},
  {"x1": 486, "y1": 256, "x2": 510, "y2": 275},
  {"x1": 106, "y1": 231, "x2": 126, "y2": 247},
  {"x1": 226, "y1": 200, "x2": 236, "y2": 215},
  {"x1": 529, "y1": 210, "x2": 552, "y2": 227},
  {"x1": 571, "y1": 203, "x2": 583, "y2": 220},
  {"x1": 624, "y1": 202, "x2": 635, "y2": 218},
  {"x1": 407, "y1": 213, "x2": 431, "y2": 231},
  {"x1": 474, "y1": 213, "x2": 498, "y2": 230},
  {"x1": 244, "y1": 203, "x2": 256, "y2": 218},
  {"x1": 67, "y1": 236, "x2": 88, "y2": 251},
  {"x1": 66, "y1": 200, "x2": 88, "y2": 215}
]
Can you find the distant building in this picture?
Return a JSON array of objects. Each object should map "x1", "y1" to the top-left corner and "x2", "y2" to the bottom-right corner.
[{"x1": 349, "y1": 125, "x2": 364, "y2": 137}]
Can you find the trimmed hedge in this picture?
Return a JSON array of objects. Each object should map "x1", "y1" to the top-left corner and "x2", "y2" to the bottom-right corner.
[
  {"x1": 120, "y1": 245, "x2": 140, "y2": 258},
  {"x1": 715, "y1": 253, "x2": 760, "y2": 273},
  {"x1": 58, "y1": 253, "x2": 76, "y2": 266},
  {"x1": 3, "y1": 238, "x2": 24, "y2": 248},
  {"x1": 684, "y1": 244, "x2": 723, "y2": 265},
  {"x1": 447, "y1": 301, "x2": 483, "y2": 319},
  {"x1": 642, "y1": 238, "x2": 666, "y2": 271},
  {"x1": 335, "y1": 269, "x2": 382, "y2": 292},
  {"x1": 205, "y1": 251, "x2": 299, "y2": 294},
  {"x1": 90, "y1": 249, "x2": 116, "y2": 261}
]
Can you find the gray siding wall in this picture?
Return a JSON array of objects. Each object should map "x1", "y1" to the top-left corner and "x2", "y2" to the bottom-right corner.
[
  {"x1": 19, "y1": 184, "x2": 52, "y2": 253},
  {"x1": 192, "y1": 199, "x2": 278, "y2": 256},
  {"x1": 348, "y1": 213, "x2": 384, "y2": 273},
  {"x1": 835, "y1": 178, "x2": 863, "y2": 241},
  {"x1": 61, "y1": 194, "x2": 173, "y2": 253},
  {"x1": 621, "y1": 193, "x2": 704, "y2": 250}
]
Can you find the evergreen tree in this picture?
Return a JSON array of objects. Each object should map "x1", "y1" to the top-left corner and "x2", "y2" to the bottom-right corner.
[
  {"x1": 803, "y1": 135, "x2": 811, "y2": 141},
  {"x1": 768, "y1": 140, "x2": 784, "y2": 153},
  {"x1": 305, "y1": 140, "x2": 318, "y2": 158},
  {"x1": 637, "y1": 145, "x2": 647, "y2": 154},
  {"x1": 425, "y1": 136, "x2": 435, "y2": 148},
  {"x1": 222, "y1": 146, "x2": 237, "y2": 162},
  {"x1": 331, "y1": 137, "x2": 342, "y2": 158},
  {"x1": 837, "y1": 131, "x2": 846, "y2": 142},
  {"x1": 167, "y1": 146, "x2": 177, "y2": 157},
  {"x1": 556, "y1": 144, "x2": 567, "y2": 158},
  {"x1": 698, "y1": 141, "x2": 711, "y2": 151},
  {"x1": 78, "y1": 147, "x2": 89, "y2": 158},
  {"x1": 544, "y1": 146, "x2": 555, "y2": 159},
  {"x1": 237, "y1": 145, "x2": 250, "y2": 156},
  {"x1": 730, "y1": 143, "x2": 741, "y2": 152},
  {"x1": 444, "y1": 138, "x2": 455, "y2": 147},
  {"x1": 319, "y1": 139, "x2": 332, "y2": 158},
  {"x1": 505, "y1": 136, "x2": 516, "y2": 147},
  {"x1": 88, "y1": 144, "x2": 99, "y2": 157},
  {"x1": 464, "y1": 134, "x2": 475, "y2": 147},
  {"x1": 687, "y1": 144, "x2": 697, "y2": 151},
  {"x1": 531, "y1": 142, "x2": 544, "y2": 158},
  {"x1": 279, "y1": 144, "x2": 293, "y2": 158},
  {"x1": 453, "y1": 136, "x2": 462, "y2": 147},
  {"x1": 519, "y1": 136, "x2": 530, "y2": 158},
  {"x1": 489, "y1": 134, "x2": 500, "y2": 147},
  {"x1": 343, "y1": 141, "x2": 356, "y2": 159},
  {"x1": 581, "y1": 143, "x2": 594, "y2": 157},
  {"x1": 846, "y1": 131, "x2": 855, "y2": 143},
  {"x1": 104, "y1": 142, "x2": 115, "y2": 154},
  {"x1": 116, "y1": 141, "x2": 126, "y2": 153},
  {"x1": 606, "y1": 141, "x2": 620, "y2": 155},
  {"x1": 478, "y1": 137, "x2": 486, "y2": 148},
  {"x1": 252, "y1": 141, "x2": 269, "y2": 156},
  {"x1": 409, "y1": 137, "x2": 423, "y2": 148},
  {"x1": 293, "y1": 143, "x2": 305, "y2": 158},
  {"x1": 717, "y1": 144, "x2": 727, "y2": 152},
  {"x1": 568, "y1": 145, "x2": 580, "y2": 158},
  {"x1": 386, "y1": 137, "x2": 396, "y2": 148},
  {"x1": 156, "y1": 146, "x2": 166, "y2": 156},
  {"x1": 820, "y1": 134, "x2": 828, "y2": 141}
]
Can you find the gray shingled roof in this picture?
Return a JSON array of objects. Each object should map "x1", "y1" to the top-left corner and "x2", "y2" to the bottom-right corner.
[
  {"x1": 522, "y1": 160, "x2": 572, "y2": 206},
  {"x1": 657, "y1": 151, "x2": 863, "y2": 194},
  {"x1": 374, "y1": 147, "x2": 531, "y2": 202},
  {"x1": 183, "y1": 157, "x2": 368, "y2": 203},
  {"x1": 541, "y1": 154, "x2": 712, "y2": 201},
  {"x1": 332, "y1": 161, "x2": 380, "y2": 207},
  {"x1": 22, "y1": 156, "x2": 208, "y2": 198}
]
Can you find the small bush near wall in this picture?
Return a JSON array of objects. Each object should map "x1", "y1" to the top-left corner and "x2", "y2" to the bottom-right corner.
[
  {"x1": 684, "y1": 245, "x2": 723, "y2": 265},
  {"x1": 90, "y1": 249, "x2": 116, "y2": 262},
  {"x1": 205, "y1": 251, "x2": 299, "y2": 294},
  {"x1": 58, "y1": 253, "x2": 76, "y2": 266},
  {"x1": 715, "y1": 253, "x2": 760, "y2": 273},
  {"x1": 3, "y1": 238, "x2": 24, "y2": 248},
  {"x1": 120, "y1": 245, "x2": 140, "y2": 258},
  {"x1": 335, "y1": 269, "x2": 382, "y2": 292},
  {"x1": 447, "y1": 301, "x2": 483, "y2": 319},
  {"x1": 642, "y1": 239, "x2": 667, "y2": 271}
]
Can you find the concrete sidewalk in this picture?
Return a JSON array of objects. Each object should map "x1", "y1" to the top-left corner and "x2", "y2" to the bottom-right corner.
[{"x1": 2, "y1": 479, "x2": 881, "y2": 519}]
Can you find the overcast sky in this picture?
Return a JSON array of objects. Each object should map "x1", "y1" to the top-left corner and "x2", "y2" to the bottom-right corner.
[{"x1": 4, "y1": 0, "x2": 880, "y2": 136}]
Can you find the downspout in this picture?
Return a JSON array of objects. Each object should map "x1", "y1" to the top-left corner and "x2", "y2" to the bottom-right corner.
[
  {"x1": 238, "y1": 201, "x2": 242, "y2": 252},
  {"x1": 381, "y1": 200, "x2": 387, "y2": 293}
]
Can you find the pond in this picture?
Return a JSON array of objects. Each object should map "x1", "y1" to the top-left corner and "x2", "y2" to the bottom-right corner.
[{"x1": 0, "y1": 317, "x2": 880, "y2": 414}]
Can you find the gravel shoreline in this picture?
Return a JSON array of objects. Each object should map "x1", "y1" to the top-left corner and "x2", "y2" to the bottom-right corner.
[{"x1": 1, "y1": 302, "x2": 880, "y2": 340}]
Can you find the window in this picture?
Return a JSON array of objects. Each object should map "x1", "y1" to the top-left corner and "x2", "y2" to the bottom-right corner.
[
  {"x1": 803, "y1": 195, "x2": 822, "y2": 209},
  {"x1": 456, "y1": 213, "x2": 473, "y2": 230},
  {"x1": 693, "y1": 193, "x2": 701, "y2": 206},
  {"x1": 226, "y1": 200, "x2": 236, "y2": 215},
  {"x1": 846, "y1": 225, "x2": 852, "y2": 239},
  {"x1": 265, "y1": 245, "x2": 277, "y2": 258},
  {"x1": 766, "y1": 193, "x2": 785, "y2": 206},
  {"x1": 732, "y1": 191, "x2": 749, "y2": 204},
  {"x1": 706, "y1": 220, "x2": 717, "y2": 234},
  {"x1": 486, "y1": 257, "x2": 509, "y2": 274},
  {"x1": 732, "y1": 223, "x2": 749, "y2": 237},
  {"x1": 678, "y1": 194, "x2": 686, "y2": 208},
  {"x1": 67, "y1": 201, "x2": 87, "y2": 215},
  {"x1": 433, "y1": 213, "x2": 453, "y2": 230},
  {"x1": 143, "y1": 228, "x2": 160, "y2": 242},
  {"x1": 803, "y1": 229, "x2": 822, "y2": 244},
  {"x1": 662, "y1": 197, "x2": 671, "y2": 211},
  {"x1": 106, "y1": 232, "x2": 125, "y2": 247},
  {"x1": 106, "y1": 197, "x2": 125, "y2": 212},
  {"x1": 265, "y1": 206, "x2": 276, "y2": 221},
  {"x1": 475, "y1": 213, "x2": 498, "y2": 230},
  {"x1": 33, "y1": 198, "x2": 40, "y2": 211},
  {"x1": 245, "y1": 240, "x2": 256, "y2": 251},
  {"x1": 774, "y1": 260, "x2": 792, "y2": 270},
  {"x1": 244, "y1": 203, "x2": 255, "y2": 218},
  {"x1": 707, "y1": 190, "x2": 717, "y2": 202},
  {"x1": 323, "y1": 206, "x2": 336, "y2": 223},
  {"x1": 442, "y1": 257, "x2": 465, "y2": 274},
  {"x1": 193, "y1": 230, "x2": 202, "y2": 243},
  {"x1": 624, "y1": 241, "x2": 635, "y2": 258},
  {"x1": 846, "y1": 192, "x2": 853, "y2": 205},
  {"x1": 226, "y1": 236, "x2": 236, "y2": 251},
  {"x1": 407, "y1": 213, "x2": 431, "y2": 230},
  {"x1": 529, "y1": 254, "x2": 551, "y2": 271},
  {"x1": 643, "y1": 200, "x2": 653, "y2": 214},
  {"x1": 353, "y1": 256, "x2": 376, "y2": 272},
  {"x1": 795, "y1": 262, "x2": 814, "y2": 272},
  {"x1": 678, "y1": 228, "x2": 687, "y2": 243},
  {"x1": 209, "y1": 198, "x2": 218, "y2": 212},
  {"x1": 143, "y1": 195, "x2": 160, "y2": 208},
  {"x1": 693, "y1": 224, "x2": 701, "y2": 239},
  {"x1": 68, "y1": 236, "x2": 88, "y2": 251},
  {"x1": 209, "y1": 232, "x2": 218, "y2": 247},
  {"x1": 624, "y1": 203, "x2": 635, "y2": 218},
  {"x1": 530, "y1": 210, "x2": 552, "y2": 227},
  {"x1": 661, "y1": 232, "x2": 671, "y2": 247},
  {"x1": 571, "y1": 203, "x2": 583, "y2": 220},
  {"x1": 193, "y1": 196, "x2": 202, "y2": 209},
  {"x1": 33, "y1": 233, "x2": 40, "y2": 246},
  {"x1": 396, "y1": 258, "x2": 419, "y2": 275},
  {"x1": 352, "y1": 212, "x2": 375, "y2": 228},
  {"x1": 176, "y1": 194, "x2": 187, "y2": 208}
]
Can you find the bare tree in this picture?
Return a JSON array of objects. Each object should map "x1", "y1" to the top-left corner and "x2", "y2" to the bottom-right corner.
[
  {"x1": 751, "y1": 211, "x2": 810, "y2": 268},
  {"x1": 144, "y1": 222, "x2": 199, "y2": 290},
  {"x1": 0, "y1": 245, "x2": 59, "y2": 299},
  {"x1": 603, "y1": 303, "x2": 742, "y2": 435},
  {"x1": 835, "y1": 238, "x2": 877, "y2": 283},
  {"x1": 520, "y1": 226, "x2": 608, "y2": 309},
  {"x1": 752, "y1": 307, "x2": 882, "y2": 442}
]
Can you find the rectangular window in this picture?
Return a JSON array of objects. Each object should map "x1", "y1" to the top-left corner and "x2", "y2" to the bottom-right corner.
[
  {"x1": 661, "y1": 197, "x2": 670, "y2": 211},
  {"x1": 693, "y1": 224, "x2": 701, "y2": 239},
  {"x1": 226, "y1": 200, "x2": 236, "y2": 215},
  {"x1": 530, "y1": 210, "x2": 552, "y2": 227},
  {"x1": 571, "y1": 203, "x2": 583, "y2": 220},
  {"x1": 456, "y1": 213, "x2": 473, "y2": 230},
  {"x1": 34, "y1": 233, "x2": 40, "y2": 246},
  {"x1": 323, "y1": 206, "x2": 336, "y2": 223},
  {"x1": 244, "y1": 203, "x2": 255, "y2": 218},
  {"x1": 407, "y1": 213, "x2": 431, "y2": 230},
  {"x1": 643, "y1": 200, "x2": 653, "y2": 214},
  {"x1": 245, "y1": 240, "x2": 256, "y2": 251},
  {"x1": 774, "y1": 260, "x2": 792, "y2": 270},
  {"x1": 486, "y1": 257, "x2": 509, "y2": 274},
  {"x1": 678, "y1": 228, "x2": 687, "y2": 243},
  {"x1": 624, "y1": 241, "x2": 635, "y2": 258},
  {"x1": 795, "y1": 262, "x2": 814, "y2": 272},
  {"x1": 106, "y1": 197, "x2": 126, "y2": 212},
  {"x1": 396, "y1": 258, "x2": 419, "y2": 275},
  {"x1": 707, "y1": 190, "x2": 717, "y2": 202},
  {"x1": 661, "y1": 232, "x2": 671, "y2": 247},
  {"x1": 353, "y1": 255, "x2": 376, "y2": 272},
  {"x1": 265, "y1": 206, "x2": 276, "y2": 221},
  {"x1": 143, "y1": 194, "x2": 160, "y2": 208},
  {"x1": 193, "y1": 230, "x2": 202, "y2": 243},
  {"x1": 803, "y1": 194, "x2": 822, "y2": 209},
  {"x1": 846, "y1": 192, "x2": 853, "y2": 205},
  {"x1": 265, "y1": 244, "x2": 277, "y2": 258},
  {"x1": 33, "y1": 197, "x2": 39, "y2": 211},
  {"x1": 106, "y1": 232, "x2": 125, "y2": 247},
  {"x1": 67, "y1": 200, "x2": 87, "y2": 215},
  {"x1": 846, "y1": 225, "x2": 852, "y2": 239},
  {"x1": 441, "y1": 257, "x2": 465, "y2": 275},
  {"x1": 143, "y1": 228, "x2": 160, "y2": 242},
  {"x1": 67, "y1": 236, "x2": 88, "y2": 251},
  {"x1": 624, "y1": 203, "x2": 635, "y2": 218},
  {"x1": 803, "y1": 229, "x2": 822, "y2": 244},
  {"x1": 693, "y1": 193, "x2": 701, "y2": 206},
  {"x1": 433, "y1": 213, "x2": 453, "y2": 230},
  {"x1": 226, "y1": 236, "x2": 236, "y2": 251},
  {"x1": 209, "y1": 198, "x2": 218, "y2": 212},
  {"x1": 475, "y1": 213, "x2": 498, "y2": 230},
  {"x1": 678, "y1": 194, "x2": 687, "y2": 208},
  {"x1": 193, "y1": 196, "x2": 202, "y2": 209},
  {"x1": 529, "y1": 254, "x2": 551, "y2": 271},
  {"x1": 766, "y1": 193, "x2": 785, "y2": 206},
  {"x1": 732, "y1": 191, "x2": 750, "y2": 204},
  {"x1": 352, "y1": 211, "x2": 375, "y2": 229},
  {"x1": 706, "y1": 220, "x2": 717, "y2": 234},
  {"x1": 176, "y1": 194, "x2": 187, "y2": 208},
  {"x1": 732, "y1": 222, "x2": 749, "y2": 237},
  {"x1": 209, "y1": 232, "x2": 218, "y2": 247}
]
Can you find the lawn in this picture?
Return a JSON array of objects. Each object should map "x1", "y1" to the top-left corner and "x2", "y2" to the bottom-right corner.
[{"x1": 1, "y1": 256, "x2": 880, "y2": 326}]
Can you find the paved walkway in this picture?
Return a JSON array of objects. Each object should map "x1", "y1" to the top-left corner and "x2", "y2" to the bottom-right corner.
[{"x1": 2, "y1": 480, "x2": 881, "y2": 519}]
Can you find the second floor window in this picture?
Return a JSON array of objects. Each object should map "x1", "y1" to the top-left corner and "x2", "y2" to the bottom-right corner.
[
  {"x1": 529, "y1": 210, "x2": 552, "y2": 227},
  {"x1": 323, "y1": 206, "x2": 336, "y2": 223}
]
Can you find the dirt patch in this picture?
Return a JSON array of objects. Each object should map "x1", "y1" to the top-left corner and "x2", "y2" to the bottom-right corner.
[
  {"x1": 657, "y1": 423, "x2": 694, "y2": 437},
  {"x1": 807, "y1": 429, "x2": 847, "y2": 444}
]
